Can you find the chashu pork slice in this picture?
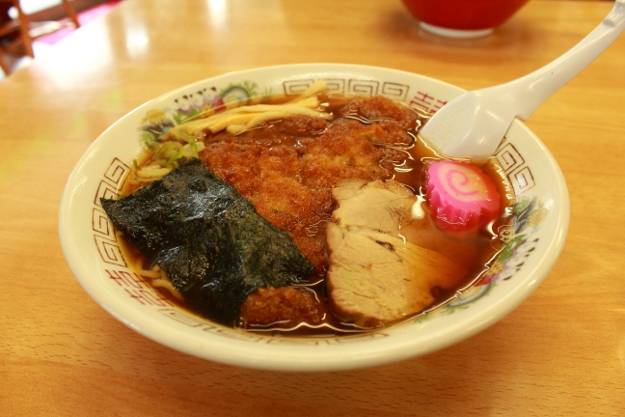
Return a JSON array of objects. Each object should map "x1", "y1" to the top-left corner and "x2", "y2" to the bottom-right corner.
[{"x1": 326, "y1": 179, "x2": 466, "y2": 328}]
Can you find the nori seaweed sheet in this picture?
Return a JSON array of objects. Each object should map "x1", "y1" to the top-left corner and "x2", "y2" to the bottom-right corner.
[{"x1": 101, "y1": 158, "x2": 314, "y2": 326}]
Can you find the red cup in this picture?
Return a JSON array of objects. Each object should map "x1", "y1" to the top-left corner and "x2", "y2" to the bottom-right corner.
[{"x1": 401, "y1": 0, "x2": 530, "y2": 37}]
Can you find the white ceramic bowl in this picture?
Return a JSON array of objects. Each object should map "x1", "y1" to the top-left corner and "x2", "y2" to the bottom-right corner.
[{"x1": 58, "y1": 64, "x2": 569, "y2": 371}]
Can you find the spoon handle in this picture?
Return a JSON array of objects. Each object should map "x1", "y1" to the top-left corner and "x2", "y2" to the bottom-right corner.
[{"x1": 507, "y1": 0, "x2": 625, "y2": 120}]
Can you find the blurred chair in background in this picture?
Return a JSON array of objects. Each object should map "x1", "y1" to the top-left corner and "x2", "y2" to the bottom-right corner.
[{"x1": 0, "y1": 0, "x2": 80, "y2": 75}]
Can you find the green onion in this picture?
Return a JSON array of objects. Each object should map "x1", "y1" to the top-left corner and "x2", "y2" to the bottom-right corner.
[{"x1": 188, "y1": 136, "x2": 199, "y2": 158}]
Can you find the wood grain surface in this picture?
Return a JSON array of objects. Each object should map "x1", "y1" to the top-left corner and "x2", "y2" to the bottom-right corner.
[{"x1": 1, "y1": 0, "x2": 624, "y2": 415}]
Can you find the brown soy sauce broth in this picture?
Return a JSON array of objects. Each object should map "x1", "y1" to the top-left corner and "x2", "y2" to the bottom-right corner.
[{"x1": 122, "y1": 92, "x2": 513, "y2": 337}]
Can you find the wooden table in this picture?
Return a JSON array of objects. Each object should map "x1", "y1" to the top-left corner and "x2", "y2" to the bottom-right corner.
[{"x1": 1, "y1": 0, "x2": 624, "y2": 415}]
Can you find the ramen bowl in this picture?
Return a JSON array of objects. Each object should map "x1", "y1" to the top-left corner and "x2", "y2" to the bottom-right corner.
[
  {"x1": 58, "y1": 63, "x2": 569, "y2": 372},
  {"x1": 402, "y1": 0, "x2": 531, "y2": 38}
]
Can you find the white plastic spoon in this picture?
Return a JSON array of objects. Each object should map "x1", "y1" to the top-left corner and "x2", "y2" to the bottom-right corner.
[{"x1": 419, "y1": 0, "x2": 625, "y2": 162}]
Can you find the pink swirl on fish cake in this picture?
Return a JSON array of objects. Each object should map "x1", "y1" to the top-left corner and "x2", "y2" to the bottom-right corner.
[{"x1": 426, "y1": 160, "x2": 500, "y2": 236}]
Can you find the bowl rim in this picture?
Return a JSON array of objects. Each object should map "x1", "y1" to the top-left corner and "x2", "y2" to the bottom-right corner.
[{"x1": 58, "y1": 63, "x2": 570, "y2": 371}]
